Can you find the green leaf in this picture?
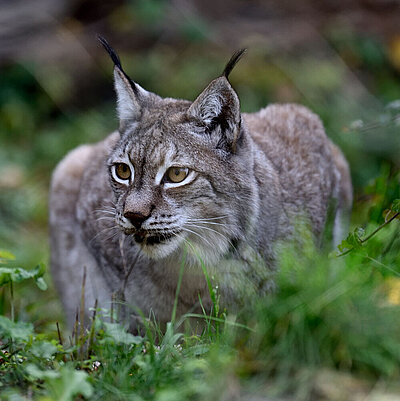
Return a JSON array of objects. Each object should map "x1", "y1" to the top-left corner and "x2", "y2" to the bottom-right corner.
[
  {"x1": 338, "y1": 228, "x2": 364, "y2": 252},
  {"x1": 0, "y1": 264, "x2": 47, "y2": 289},
  {"x1": 33, "y1": 262, "x2": 46, "y2": 277},
  {"x1": 35, "y1": 277, "x2": 47, "y2": 291},
  {"x1": 328, "y1": 250, "x2": 339, "y2": 258},
  {"x1": 391, "y1": 199, "x2": 400, "y2": 213},
  {"x1": 0, "y1": 267, "x2": 32, "y2": 286},
  {"x1": 48, "y1": 366, "x2": 93, "y2": 401},
  {"x1": 26, "y1": 364, "x2": 59, "y2": 380},
  {"x1": 26, "y1": 364, "x2": 93, "y2": 401},
  {"x1": 102, "y1": 322, "x2": 143, "y2": 345},
  {"x1": 0, "y1": 388, "x2": 28, "y2": 401},
  {"x1": 30, "y1": 341, "x2": 58, "y2": 359},
  {"x1": 162, "y1": 322, "x2": 183, "y2": 348},
  {"x1": 0, "y1": 315, "x2": 33, "y2": 341},
  {"x1": 337, "y1": 239, "x2": 349, "y2": 253},
  {"x1": 0, "y1": 250, "x2": 15, "y2": 262}
]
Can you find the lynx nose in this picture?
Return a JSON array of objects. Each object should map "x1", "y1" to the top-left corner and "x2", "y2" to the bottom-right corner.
[{"x1": 124, "y1": 211, "x2": 150, "y2": 229}]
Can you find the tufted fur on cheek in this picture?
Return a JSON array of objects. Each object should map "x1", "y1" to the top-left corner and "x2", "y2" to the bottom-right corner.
[{"x1": 187, "y1": 77, "x2": 242, "y2": 153}]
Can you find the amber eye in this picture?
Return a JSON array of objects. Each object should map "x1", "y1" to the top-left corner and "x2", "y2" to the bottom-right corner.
[
  {"x1": 166, "y1": 167, "x2": 189, "y2": 183},
  {"x1": 114, "y1": 163, "x2": 131, "y2": 181}
]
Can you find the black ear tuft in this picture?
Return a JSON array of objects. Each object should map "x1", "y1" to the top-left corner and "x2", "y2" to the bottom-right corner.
[
  {"x1": 222, "y1": 49, "x2": 247, "y2": 79},
  {"x1": 97, "y1": 35, "x2": 138, "y2": 95},
  {"x1": 97, "y1": 35, "x2": 122, "y2": 70}
]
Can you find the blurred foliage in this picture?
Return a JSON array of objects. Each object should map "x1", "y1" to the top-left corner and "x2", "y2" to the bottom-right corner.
[{"x1": 1, "y1": 211, "x2": 400, "y2": 400}]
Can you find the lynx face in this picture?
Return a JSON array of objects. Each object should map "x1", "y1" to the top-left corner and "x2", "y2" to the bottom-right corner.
[
  {"x1": 97, "y1": 40, "x2": 255, "y2": 264},
  {"x1": 107, "y1": 103, "x2": 256, "y2": 264}
]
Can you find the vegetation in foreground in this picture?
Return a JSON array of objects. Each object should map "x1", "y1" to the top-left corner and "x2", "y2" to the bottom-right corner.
[{"x1": 0, "y1": 188, "x2": 399, "y2": 400}]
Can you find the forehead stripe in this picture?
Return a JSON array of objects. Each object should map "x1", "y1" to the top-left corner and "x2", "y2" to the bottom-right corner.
[{"x1": 155, "y1": 149, "x2": 176, "y2": 185}]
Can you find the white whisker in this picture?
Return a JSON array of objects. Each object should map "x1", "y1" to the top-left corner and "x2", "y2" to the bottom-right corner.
[
  {"x1": 181, "y1": 227, "x2": 214, "y2": 248},
  {"x1": 186, "y1": 222, "x2": 225, "y2": 238},
  {"x1": 89, "y1": 225, "x2": 118, "y2": 244},
  {"x1": 101, "y1": 230, "x2": 120, "y2": 243},
  {"x1": 93, "y1": 209, "x2": 116, "y2": 216},
  {"x1": 185, "y1": 223, "x2": 237, "y2": 252},
  {"x1": 186, "y1": 219, "x2": 226, "y2": 227},
  {"x1": 96, "y1": 216, "x2": 116, "y2": 222},
  {"x1": 100, "y1": 199, "x2": 116, "y2": 207},
  {"x1": 187, "y1": 215, "x2": 229, "y2": 221},
  {"x1": 174, "y1": 232, "x2": 196, "y2": 252}
]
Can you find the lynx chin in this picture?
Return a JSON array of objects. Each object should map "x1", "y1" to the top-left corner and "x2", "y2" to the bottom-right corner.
[{"x1": 50, "y1": 37, "x2": 352, "y2": 331}]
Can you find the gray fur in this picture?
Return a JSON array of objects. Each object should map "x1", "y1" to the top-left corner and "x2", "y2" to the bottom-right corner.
[{"x1": 49, "y1": 51, "x2": 352, "y2": 331}]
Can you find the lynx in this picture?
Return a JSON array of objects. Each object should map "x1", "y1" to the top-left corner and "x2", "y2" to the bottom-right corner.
[{"x1": 50, "y1": 38, "x2": 352, "y2": 331}]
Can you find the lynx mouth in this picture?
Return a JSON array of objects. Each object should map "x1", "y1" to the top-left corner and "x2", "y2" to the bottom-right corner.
[{"x1": 133, "y1": 230, "x2": 179, "y2": 246}]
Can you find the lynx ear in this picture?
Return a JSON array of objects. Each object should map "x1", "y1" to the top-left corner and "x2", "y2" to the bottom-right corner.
[
  {"x1": 188, "y1": 77, "x2": 241, "y2": 151},
  {"x1": 98, "y1": 36, "x2": 150, "y2": 129},
  {"x1": 187, "y1": 49, "x2": 246, "y2": 152}
]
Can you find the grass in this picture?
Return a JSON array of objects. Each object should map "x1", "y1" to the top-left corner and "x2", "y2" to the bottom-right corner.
[{"x1": 1, "y1": 201, "x2": 400, "y2": 400}]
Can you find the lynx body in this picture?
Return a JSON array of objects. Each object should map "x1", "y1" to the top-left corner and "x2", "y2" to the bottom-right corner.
[{"x1": 50, "y1": 42, "x2": 352, "y2": 330}]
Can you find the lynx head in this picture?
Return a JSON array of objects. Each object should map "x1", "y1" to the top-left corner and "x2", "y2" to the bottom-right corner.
[{"x1": 99, "y1": 37, "x2": 257, "y2": 265}]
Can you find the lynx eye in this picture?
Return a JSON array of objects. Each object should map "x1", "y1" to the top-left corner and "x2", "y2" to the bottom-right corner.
[
  {"x1": 113, "y1": 163, "x2": 132, "y2": 182},
  {"x1": 166, "y1": 167, "x2": 189, "y2": 183}
]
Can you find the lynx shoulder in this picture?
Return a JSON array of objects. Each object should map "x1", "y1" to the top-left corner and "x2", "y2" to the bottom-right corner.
[{"x1": 49, "y1": 39, "x2": 352, "y2": 330}]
